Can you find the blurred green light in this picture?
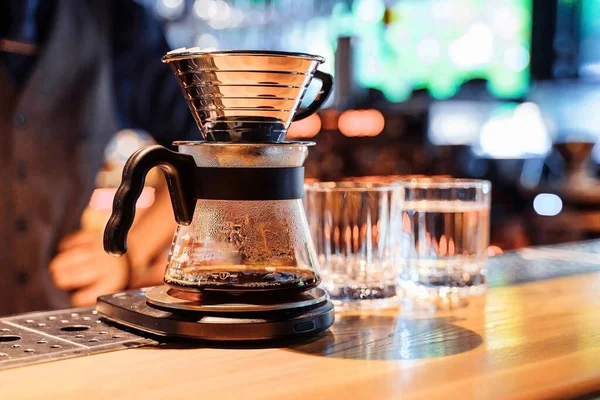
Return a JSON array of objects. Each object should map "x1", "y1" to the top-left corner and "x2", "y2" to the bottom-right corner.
[
  {"x1": 349, "y1": 0, "x2": 532, "y2": 101},
  {"x1": 353, "y1": 0, "x2": 386, "y2": 24}
]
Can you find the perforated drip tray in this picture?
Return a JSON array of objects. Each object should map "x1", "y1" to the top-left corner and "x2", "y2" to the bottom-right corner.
[{"x1": 0, "y1": 307, "x2": 157, "y2": 370}]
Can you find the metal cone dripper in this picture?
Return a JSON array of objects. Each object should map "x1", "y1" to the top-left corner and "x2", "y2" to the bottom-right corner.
[{"x1": 162, "y1": 48, "x2": 333, "y2": 142}]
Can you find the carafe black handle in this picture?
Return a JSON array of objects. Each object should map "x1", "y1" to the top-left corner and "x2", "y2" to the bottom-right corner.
[
  {"x1": 292, "y1": 70, "x2": 334, "y2": 122},
  {"x1": 103, "y1": 145, "x2": 197, "y2": 256}
]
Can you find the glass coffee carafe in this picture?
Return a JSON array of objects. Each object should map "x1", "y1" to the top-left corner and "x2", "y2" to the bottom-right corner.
[
  {"x1": 104, "y1": 49, "x2": 333, "y2": 294},
  {"x1": 164, "y1": 141, "x2": 319, "y2": 293}
]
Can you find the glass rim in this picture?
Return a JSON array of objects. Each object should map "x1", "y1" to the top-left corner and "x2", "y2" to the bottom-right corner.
[
  {"x1": 341, "y1": 175, "x2": 450, "y2": 183},
  {"x1": 304, "y1": 181, "x2": 402, "y2": 192},
  {"x1": 173, "y1": 141, "x2": 315, "y2": 147},
  {"x1": 162, "y1": 49, "x2": 325, "y2": 64},
  {"x1": 393, "y1": 177, "x2": 491, "y2": 190}
]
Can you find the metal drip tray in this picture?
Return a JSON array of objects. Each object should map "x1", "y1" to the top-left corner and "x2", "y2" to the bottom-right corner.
[{"x1": 0, "y1": 307, "x2": 156, "y2": 370}]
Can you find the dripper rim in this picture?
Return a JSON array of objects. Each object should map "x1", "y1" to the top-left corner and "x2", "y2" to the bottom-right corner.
[
  {"x1": 173, "y1": 140, "x2": 316, "y2": 147},
  {"x1": 162, "y1": 49, "x2": 325, "y2": 64}
]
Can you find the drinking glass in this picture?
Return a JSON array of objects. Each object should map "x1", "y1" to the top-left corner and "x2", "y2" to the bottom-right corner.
[
  {"x1": 304, "y1": 182, "x2": 404, "y2": 310},
  {"x1": 395, "y1": 178, "x2": 491, "y2": 309}
]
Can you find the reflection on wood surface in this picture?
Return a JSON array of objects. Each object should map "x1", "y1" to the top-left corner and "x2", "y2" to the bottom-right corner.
[{"x1": 289, "y1": 314, "x2": 483, "y2": 360}]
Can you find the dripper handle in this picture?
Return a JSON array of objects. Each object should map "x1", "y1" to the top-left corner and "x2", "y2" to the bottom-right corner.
[
  {"x1": 104, "y1": 145, "x2": 197, "y2": 256},
  {"x1": 293, "y1": 70, "x2": 334, "y2": 122}
]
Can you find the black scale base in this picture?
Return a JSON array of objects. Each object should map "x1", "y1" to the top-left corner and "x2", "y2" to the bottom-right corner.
[{"x1": 96, "y1": 286, "x2": 335, "y2": 341}]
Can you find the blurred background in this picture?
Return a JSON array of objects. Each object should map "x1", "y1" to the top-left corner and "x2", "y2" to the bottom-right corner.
[{"x1": 92, "y1": 0, "x2": 600, "y2": 252}]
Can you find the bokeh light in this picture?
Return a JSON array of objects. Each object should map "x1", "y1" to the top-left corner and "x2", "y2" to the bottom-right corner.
[
  {"x1": 155, "y1": 0, "x2": 185, "y2": 20},
  {"x1": 355, "y1": 0, "x2": 532, "y2": 101},
  {"x1": 533, "y1": 193, "x2": 563, "y2": 217},
  {"x1": 287, "y1": 114, "x2": 322, "y2": 139},
  {"x1": 196, "y1": 33, "x2": 218, "y2": 50},
  {"x1": 193, "y1": 0, "x2": 217, "y2": 20},
  {"x1": 478, "y1": 102, "x2": 551, "y2": 159},
  {"x1": 339, "y1": 109, "x2": 385, "y2": 137}
]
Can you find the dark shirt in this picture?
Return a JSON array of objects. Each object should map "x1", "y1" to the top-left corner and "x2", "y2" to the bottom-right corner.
[
  {"x1": 0, "y1": 0, "x2": 53, "y2": 85},
  {"x1": 1, "y1": 0, "x2": 197, "y2": 147},
  {"x1": 0, "y1": 0, "x2": 198, "y2": 315}
]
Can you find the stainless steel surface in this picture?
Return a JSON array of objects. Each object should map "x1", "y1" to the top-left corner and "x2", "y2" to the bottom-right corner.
[
  {"x1": 162, "y1": 48, "x2": 330, "y2": 142},
  {"x1": 146, "y1": 285, "x2": 329, "y2": 312},
  {"x1": 162, "y1": 49, "x2": 325, "y2": 63},
  {"x1": 0, "y1": 307, "x2": 156, "y2": 370},
  {"x1": 486, "y1": 241, "x2": 600, "y2": 287},
  {"x1": 98, "y1": 288, "x2": 335, "y2": 341}
]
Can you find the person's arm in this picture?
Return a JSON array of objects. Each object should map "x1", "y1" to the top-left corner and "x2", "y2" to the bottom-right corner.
[
  {"x1": 49, "y1": 176, "x2": 176, "y2": 306},
  {"x1": 125, "y1": 177, "x2": 176, "y2": 288},
  {"x1": 49, "y1": 1, "x2": 199, "y2": 305},
  {"x1": 111, "y1": 0, "x2": 199, "y2": 149},
  {"x1": 109, "y1": 0, "x2": 200, "y2": 286}
]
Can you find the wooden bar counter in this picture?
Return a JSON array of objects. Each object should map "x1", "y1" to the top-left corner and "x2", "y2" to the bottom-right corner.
[{"x1": 3, "y1": 243, "x2": 600, "y2": 400}]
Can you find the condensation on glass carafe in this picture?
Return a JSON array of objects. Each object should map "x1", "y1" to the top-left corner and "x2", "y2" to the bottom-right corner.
[
  {"x1": 163, "y1": 142, "x2": 320, "y2": 293},
  {"x1": 165, "y1": 200, "x2": 319, "y2": 292}
]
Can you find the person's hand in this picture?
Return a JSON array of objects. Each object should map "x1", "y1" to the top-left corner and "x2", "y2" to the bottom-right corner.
[
  {"x1": 133, "y1": 249, "x2": 169, "y2": 289},
  {"x1": 486, "y1": 245, "x2": 504, "y2": 257},
  {"x1": 49, "y1": 231, "x2": 129, "y2": 306}
]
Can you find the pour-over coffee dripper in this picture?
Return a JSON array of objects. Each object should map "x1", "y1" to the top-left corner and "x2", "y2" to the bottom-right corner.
[
  {"x1": 97, "y1": 49, "x2": 335, "y2": 341},
  {"x1": 164, "y1": 48, "x2": 333, "y2": 142}
]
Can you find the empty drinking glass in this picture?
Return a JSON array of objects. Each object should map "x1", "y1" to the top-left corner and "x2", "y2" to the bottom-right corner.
[
  {"x1": 304, "y1": 182, "x2": 403, "y2": 310},
  {"x1": 395, "y1": 178, "x2": 491, "y2": 309}
]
